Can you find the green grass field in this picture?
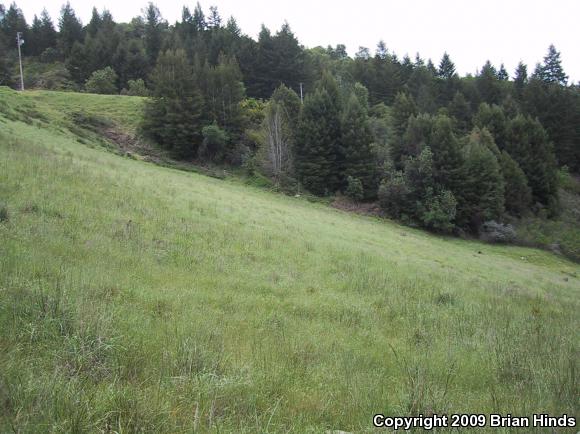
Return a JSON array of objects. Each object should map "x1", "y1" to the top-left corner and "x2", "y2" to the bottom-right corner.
[{"x1": 0, "y1": 88, "x2": 578, "y2": 433}]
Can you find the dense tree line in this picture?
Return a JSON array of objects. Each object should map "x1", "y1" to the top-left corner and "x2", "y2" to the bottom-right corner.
[{"x1": 1, "y1": 1, "x2": 579, "y2": 235}]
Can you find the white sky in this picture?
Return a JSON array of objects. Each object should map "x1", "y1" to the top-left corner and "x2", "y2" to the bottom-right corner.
[{"x1": 14, "y1": 0, "x2": 580, "y2": 82}]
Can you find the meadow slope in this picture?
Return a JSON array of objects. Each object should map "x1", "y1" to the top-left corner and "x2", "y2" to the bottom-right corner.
[{"x1": 0, "y1": 88, "x2": 578, "y2": 433}]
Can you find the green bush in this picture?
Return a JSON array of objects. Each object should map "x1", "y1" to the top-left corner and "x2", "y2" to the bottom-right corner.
[
  {"x1": 40, "y1": 48, "x2": 61, "y2": 64},
  {"x1": 378, "y1": 172, "x2": 410, "y2": 219},
  {"x1": 0, "y1": 202, "x2": 9, "y2": 222},
  {"x1": 345, "y1": 176, "x2": 363, "y2": 202},
  {"x1": 480, "y1": 220, "x2": 517, "y2": 243},
  {"x1": 421, "y1": 189, "x2": 457, "y2": 233},
  {"x1": 85, "y1": 67, "x2": 118, "y2": 95},
  {"x1": 199, "y1": 124, "x2": 228, "y2": 162},
  {"x1": 126, "y1": 79, "x2": 149, "y2": 97}
]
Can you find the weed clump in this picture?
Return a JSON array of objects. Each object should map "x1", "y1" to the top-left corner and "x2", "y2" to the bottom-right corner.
[
  {"x1": 0, "y1": 202, "x2": 9, "y2": 222},
  {"x1": 480, "y1": 220, "x2": 517, "y2": 243}
]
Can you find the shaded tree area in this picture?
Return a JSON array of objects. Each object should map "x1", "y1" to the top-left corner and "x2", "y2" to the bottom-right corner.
[{"x1": 2, "y1": 1, "x2": 579, "y2": 235}]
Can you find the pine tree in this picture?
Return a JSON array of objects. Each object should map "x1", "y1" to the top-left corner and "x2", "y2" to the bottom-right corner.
[
  {"x1": 437, "y1": 52, "x2": 456, "y2": 79},
  {"x1": 192, "y1": 2, "x2": 206, "y2": 33},
  {"x1": 340, "y1": 93, "x2": 375, "y2": 197},
  {"x1": 390, "y1": 92, "x2": 417, "y2": 166},
  {"x1": 537, "y1": 44, "x2": 568, "y2": 85},
  {"x1": 295, "y1": 73, "x2": 342, "y2": 195},
  {"x1": 498, "y1": 64, "x2": 509, "y2": 81},
  {"x1": 113, "y1": 38, "x2": 148, "y2": 88},
  {"x1": 2, "y1": 3, "x2": 28, "y2": 54},
  {"x1": 505, "y1": 114, "x2": 559, "y2": 210},
  {"x1": 467, "y1": 127, "x2": 501, "y2": 157},
  {"x1": 402, "y1": 146, "x2": 436, "y2": 218},
  {"x1": 86, "y1": 7, "x2": 102, "y2": 37},
  {"x1": 513, "y1": 62, "x2": 528, "y2": 99},
  {"x1": 207, "y1": 6, "x2": 221, "y2": 29},
  {"x1": 66, "y1": 41, "x2": 92, "y2": 84},
  {"x1": 271, "y1": 83, "x2": 301, "y2": 131},
  {"x1": 459, "y1": 133, "x2": 505, "y2": 230},
  {"x1": 436, "y1": 52, "x2": 459, "y2": 105},
  {"x1": 428, "y1": 114, "x2": 465, "y2": 200},
  {"x1": 402, "y1": 113, "x2": 433, "y2": 160},
  {"x1": 143, "y1": 3, "x2": 164, "y2": 66},
  {"x1": 368, "y1": 46, "x2": 402, "y2": 104},
  {"x1": 38, "y1": 9, "x2": 57, "y2": 55},
  {"x1": 473, "y1": 103, "x2": 508, "y2": 148},
  {"x1": 142, "y1": 49, "x2": 205, "y2": 159},
  {"x1": 201, "y1": 54, "x2": 245, "y2": 139},
  {"x1": 477, "y1": 60, "x2": 502, "y2": 105},
  {"x1": 406, "y1": 65, "x2": 436, "y2": 113},
  {"x1": 499, "y1": 151, "x2": 532, "y2": 216},
  {"x1": 29, "y1": 15, "x2": 43, "y2": 56},
  {"x1": 226, "y1": 17, "x2": 241, "y2": 37},
  {"x1": 448, "y1": 91, "x2": 471, "y2": 134},
  {"x1": 58, "y1": 2, "x2": 83, "y2": 57},
  {"x1": 270, "y1": 22, "x2": 305, "y2": 95}
]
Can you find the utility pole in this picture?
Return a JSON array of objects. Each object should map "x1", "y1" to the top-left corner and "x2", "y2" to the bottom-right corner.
[
  {"x1": 299, "y1": 82, "x2": 303, "y2": 104},
  {"x1": 16, "y1": 32, "x2": 24, "y2": 91}
]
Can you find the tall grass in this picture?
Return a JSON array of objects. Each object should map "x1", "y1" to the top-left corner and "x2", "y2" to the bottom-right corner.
[{"x1": 0, "y1": 90, "x2": 578, "y2": 432}]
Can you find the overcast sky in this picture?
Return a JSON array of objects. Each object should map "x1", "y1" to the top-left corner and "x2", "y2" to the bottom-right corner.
[{"x1": 14, "y1": 0, "x2": 580, "y2": 82}]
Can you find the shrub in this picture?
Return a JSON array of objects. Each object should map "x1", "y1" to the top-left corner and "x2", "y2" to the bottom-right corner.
[
  {"x1": 0, "y1": 203, "x2": 8, "y2": 222},
  {"x1": 126, "y1": 79, "x2": 149, "y2": 97},
  {"x1": 479, "y1": 220, "x2": 517, "y2": 243},
  {"x1": 40, "y1": 47, "x2": 61, "y2": 63},
  {"x1": 199, "y1": 124, "x2": 228, "y2": 162},
  {"x1": 85, "y1": 67, "x2": 118, "y2": 95},
  {"x1": 421, "y1": 189, "x2": 457, "y2": 233},
  {"x1": 31, "y1": 64, "x2": 76, "y2": 91},
  {"x1": 345, "y1": 176, "x2": 363, "y2": 202},
  {"x1": 378, "y1": 172, "x2": 410, "y2": 219}
]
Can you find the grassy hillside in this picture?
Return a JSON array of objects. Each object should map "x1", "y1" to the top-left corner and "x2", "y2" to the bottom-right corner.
[{"x1": 0, "y1": 88, "x2": 578, "y2": 433}]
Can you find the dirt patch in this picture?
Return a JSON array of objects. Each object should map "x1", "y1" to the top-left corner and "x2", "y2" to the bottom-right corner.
[
  {"x1": 101, "y1": 126, "x2": 165, "y2": 163},
  {"x1": 331, "y1": 196, "x2": 383, "y2": 217}
]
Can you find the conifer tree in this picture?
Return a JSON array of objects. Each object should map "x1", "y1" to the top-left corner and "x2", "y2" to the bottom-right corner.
[
  {"x1": 271, "y1": 83, "x2": 301, "y2": 131},
  {"x1": 207, "y1": 6, "x2": 221, "y2": 29},
  {"x1": 499, "y1": 151, "x2": 532, "y2": 216},
  {"x1": 498, "y1": 64, "x2": 509, "y2": 81},
  {"x1": 402, "y1": 113, "x2": 433, "y2": 160},
  {"x1": 537, "y1": 44, "x2": 568, "y2": 85},
  {"x1": 477, "y1": 61, "x2": 502, "y2": 105},
  {"x1": 340, "y1": 92, "x2": 375, "y2": 197},
  {"x1": 448, "y1": 91, "x2": 471, "y2": 134},
  {"x1": 201, "y1": 54, "x2": 245, "y2": 137},
  {"x1": 473, "y1": 103, "x2": 508, "y2": 148},
  {"x1": 428, "y1": 114, "x2": 465, "y2": 200},
  {"x1": 29, "y1": 15, "x2": 43, "y2": 56},
  {"x1": 142, "y1": 49, "x2": 205, "y2": 159},
  {"x1": 436, "y1": 52, "x2": 459, "y2": 105},
  {"x1": 38, "y1": 9, "x2": 57, "y2": 54},
  {"x1": 513, "y1": 62, "x2": 528, "y2": 100},
  {"x1": 295, "y1": 73, "x2": 341, "y2": 195},
  {"x1": 143, "y1": 3, "x2": 164, "y2": 66},
  {"x1": 58, "y1": 2, "x2": 83, "y2": 57},
  {"x1": 86, "y1": 7, "x2": 102, "y2": 37},
  {"x1": 437, "y1": 52, "x2": 456, "y2": 79},
  {"x1": 459, "y1": 133, "x2": 505, "y2": 230},
  {"x1": 192, "y1": 2, "x2": 206, "y2": 33},
  {"x1": 390, "y1": 92, "x2": 417, "y2": 166},
  {"x1": 505, "y1": 115, "x2": 559, "y2": 210}
]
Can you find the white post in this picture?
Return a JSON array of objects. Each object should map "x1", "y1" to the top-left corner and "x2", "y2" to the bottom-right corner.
[
  {"x1": 299, "y1": 82, "x2": 303, "y2": 104},
  {"x1": 16, "y1": 32, "x2": 24, "y2": 91}
]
